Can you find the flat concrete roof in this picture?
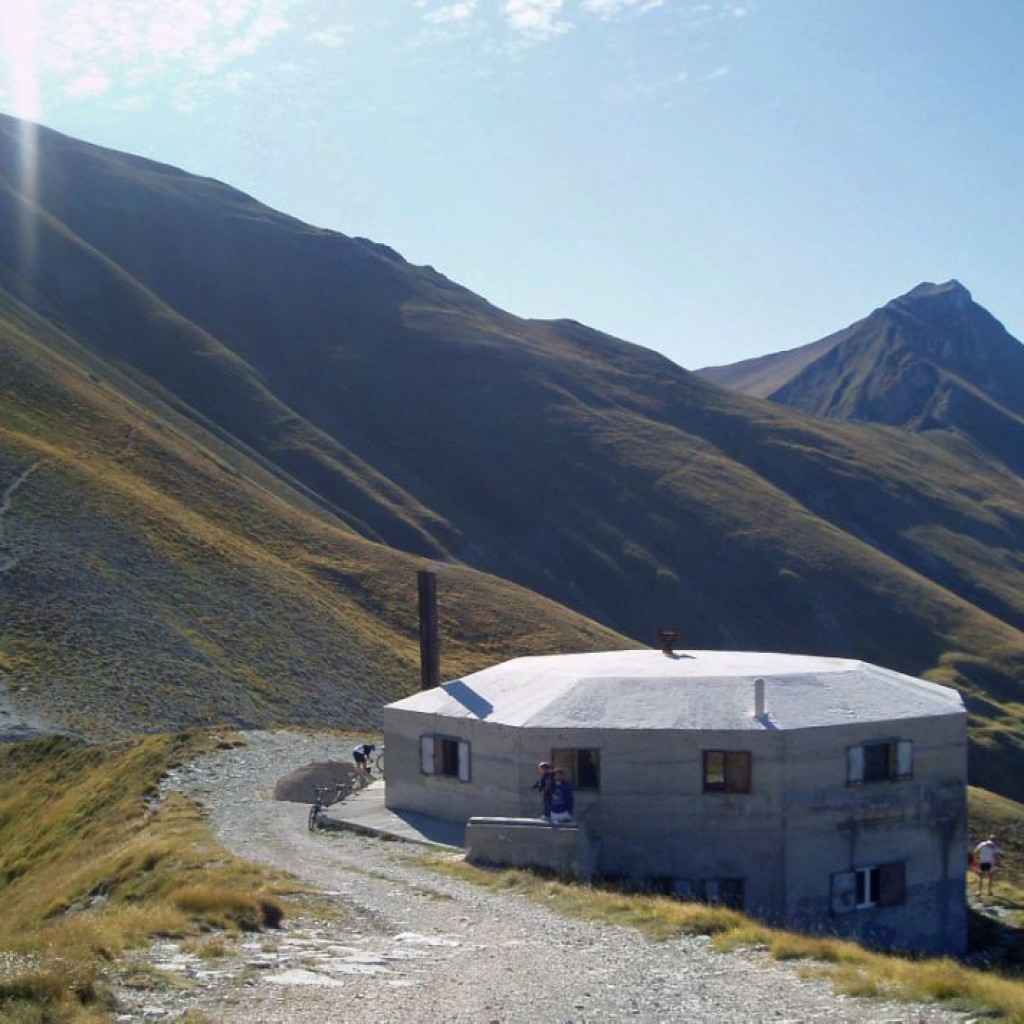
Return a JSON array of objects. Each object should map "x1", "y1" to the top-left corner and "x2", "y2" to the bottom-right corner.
[{"x1": 386, "y1": 649, "x2": 964, "y2": 731}]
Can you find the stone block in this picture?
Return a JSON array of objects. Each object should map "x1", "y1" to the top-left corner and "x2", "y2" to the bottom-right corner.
[{"x1": 466, "y1": 816, "x2": 593, "y2": 881}]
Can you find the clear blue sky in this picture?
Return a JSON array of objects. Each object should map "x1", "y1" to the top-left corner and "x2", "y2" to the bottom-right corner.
[{"x1": 2, "y1": 1, "x2": 1022, "y2": 369}]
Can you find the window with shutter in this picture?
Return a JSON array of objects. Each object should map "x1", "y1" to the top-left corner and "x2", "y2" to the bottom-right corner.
[
  {"x1": 703, "y1": 750, "x2": 752, "y2": 793},
  {"x1": 419, "y1": 734, "x2": 470, "y2": 782},
  {"x1": 833, "y1": 861, "x2": 906, "y2": 911},
  {"x1": 848, "y1": 739, "x2": 912, "y2": 784}
]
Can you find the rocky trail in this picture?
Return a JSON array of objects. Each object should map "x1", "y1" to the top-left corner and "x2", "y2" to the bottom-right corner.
[{"x1": 107, "y1": 730, "x2": 982, "y2": 1023}]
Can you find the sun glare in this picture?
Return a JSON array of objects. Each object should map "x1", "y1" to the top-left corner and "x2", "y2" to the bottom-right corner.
[
  {"x1": 1, "y1": 0, "x2": 41, "y2": 119},
  {"x1": 1, "y1": 0, "x2": 42, "y2": 280}
]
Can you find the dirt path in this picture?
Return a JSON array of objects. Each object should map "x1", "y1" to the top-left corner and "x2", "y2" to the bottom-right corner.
[
  {"x1": 0, "y1": 460, "x2": 61, "y2": 741},
  {"x1": 125, "y1": 730, "x2": 975, "y2": 1023},
  {"x1": 0, "y1": 460, "x2": 42, "y2": 574}
]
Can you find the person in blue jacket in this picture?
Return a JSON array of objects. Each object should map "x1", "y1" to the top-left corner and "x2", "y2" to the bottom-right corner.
[{"x1": 549, "y1": 767, "x2": 574, "y2": 824}]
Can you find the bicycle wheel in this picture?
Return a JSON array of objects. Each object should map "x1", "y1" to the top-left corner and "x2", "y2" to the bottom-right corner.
[{"x1": 375, "y1": 751, "x2": 385, "y2": 778}]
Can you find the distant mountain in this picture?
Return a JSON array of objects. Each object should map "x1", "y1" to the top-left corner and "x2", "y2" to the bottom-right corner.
[
  {"x1": 698, "y1": 281, "x2": 1024, "y2": 475},
  {"x1": 3, "y1": 115, "x2": 1024, "y2": 800}
]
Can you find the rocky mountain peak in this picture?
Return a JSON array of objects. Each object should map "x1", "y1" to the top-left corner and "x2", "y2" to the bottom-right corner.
[{"x1": 897, "y1": 280, "x2": 971, "y2": 304}]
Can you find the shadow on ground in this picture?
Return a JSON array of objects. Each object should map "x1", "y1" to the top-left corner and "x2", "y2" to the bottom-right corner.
[{"x1": 273, "y1": 761, "x2": 366, "y2": 805}]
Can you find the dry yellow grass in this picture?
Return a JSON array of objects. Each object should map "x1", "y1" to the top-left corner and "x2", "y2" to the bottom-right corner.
[
  {"x1": 0, "y1": 732, "x2": 294, "y2": 1021},
  {"x1": 423, "y1": 857, "x2": 1024, "y2": 1021}
]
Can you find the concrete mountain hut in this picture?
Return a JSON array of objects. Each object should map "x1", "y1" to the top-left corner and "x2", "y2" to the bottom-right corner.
[{"x1": 382, "y1": 648, "x2": 968, "y2": 954}]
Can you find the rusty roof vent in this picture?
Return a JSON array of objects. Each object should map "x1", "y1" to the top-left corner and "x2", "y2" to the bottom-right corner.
[{"x1": 655, "y1": 627, "x2": 679, "y2": 657}]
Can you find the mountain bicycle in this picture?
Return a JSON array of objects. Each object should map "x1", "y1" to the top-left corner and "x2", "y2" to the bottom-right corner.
[{"x1": 307, "y1": 782, "x2": 344, "y2": 831}]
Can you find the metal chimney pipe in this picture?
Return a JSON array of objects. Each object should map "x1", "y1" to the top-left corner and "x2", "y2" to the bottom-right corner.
[
  {"x1": 418, "y1": 570, "x2": 440, "y2": 690},
  {"x1": 754, "y1": 678, "x2": 766, "y2": 718}
]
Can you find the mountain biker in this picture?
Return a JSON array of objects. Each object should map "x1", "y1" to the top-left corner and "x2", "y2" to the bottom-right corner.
[{"x1": 353, "y1": 742, "x2": 376, "y2": 775}]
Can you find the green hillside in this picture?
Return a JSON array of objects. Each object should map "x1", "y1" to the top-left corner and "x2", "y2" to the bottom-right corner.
[
  {"x1": 0, "y1": 297, "x2": 627, "y2": 739},
  {"x1": 2, "y1": 114, "x2": 1024, "y2": 801}
]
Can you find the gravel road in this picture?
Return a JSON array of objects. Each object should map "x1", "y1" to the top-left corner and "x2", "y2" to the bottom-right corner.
[{"x1": 137, "y1": 730, "x2": 974, "y2": 1024}]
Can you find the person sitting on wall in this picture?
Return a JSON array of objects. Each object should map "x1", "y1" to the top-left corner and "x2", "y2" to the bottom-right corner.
[
  {"x1": 531, "y1": 761, "x2": 555, "y2": 819},
  {"x1": 974, "y1": 834, "x2": 1001, "y2": 897},
  {"x1": 549, "y1": 767, "x2": 574, "y2": 825},
  {"x1": 353, "y1": 742, "x2": 376, "y2": 776}
]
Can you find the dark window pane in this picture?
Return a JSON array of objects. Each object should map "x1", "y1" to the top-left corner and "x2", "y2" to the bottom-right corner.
[
  {"x1": 878, "y1": 862, "x2": 906, "y2": 907},
  {"x1": 868, "y1": 867, "x2": 880, "y2": 905},
  {"x1": 551, "y1": 748, "x2": 600, "y2": 790},
  {"x1": 862, "y1": 742, "x2": 891, "y2": 782},
  {"x1": 577, "y1": 748, "x2": 600, "y2": 790},
  {"x1": 440, "y1": 738, "x2": 459, "y2": 777}
]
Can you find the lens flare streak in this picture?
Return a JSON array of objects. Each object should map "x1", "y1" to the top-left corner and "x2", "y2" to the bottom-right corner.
[{"x1": 1, "y1": 0, "x2": 42, "y2": 281}]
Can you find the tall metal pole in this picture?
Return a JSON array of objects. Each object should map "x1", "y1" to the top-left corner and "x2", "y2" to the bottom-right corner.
[{"x1": 418, "y1": 570, "x2": 440, "y2": 690}]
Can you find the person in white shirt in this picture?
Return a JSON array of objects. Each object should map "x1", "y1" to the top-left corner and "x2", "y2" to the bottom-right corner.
[
  {"x1": 974, "y1": 834, "x2": 1001, "y2": 896},
  {"x1": 352, "y1": 743, "x2": 376, "y2": 776}
]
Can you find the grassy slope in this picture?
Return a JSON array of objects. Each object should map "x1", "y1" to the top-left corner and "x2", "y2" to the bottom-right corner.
[
  {"x1": 0, "y1": 300, "x2": 628, "y2": 739},
  {"x1": 0, "y1": 732, "x2": 297, "y2": 1021}
]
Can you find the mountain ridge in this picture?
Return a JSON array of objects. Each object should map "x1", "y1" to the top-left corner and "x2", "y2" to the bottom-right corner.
[
  {"x1": 698, "y1": 280, "x2": 1024, "y2": 476},
  {"x1": 3, "y1": 114, "x2": 1024, "y2": 800}
]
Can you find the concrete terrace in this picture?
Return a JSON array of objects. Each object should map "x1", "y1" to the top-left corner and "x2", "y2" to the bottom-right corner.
[{"x1": 319, "y1": 780, "x2": 467, "y2": 848}]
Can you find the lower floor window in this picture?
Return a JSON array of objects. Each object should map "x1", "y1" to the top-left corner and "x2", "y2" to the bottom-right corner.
[
  {"x1": 420, "y1": 734, "x2": 470, "y2": 781},
  {"x1": 672, "y1": 877, "x2": 745, "y2": 909},
  {"x1": 830, "y1": 861, "x2": 906, "y2": 913}
]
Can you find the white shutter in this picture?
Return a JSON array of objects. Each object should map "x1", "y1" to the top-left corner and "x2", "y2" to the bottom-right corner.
[
  {"x1": 847, "y1": 744, "x2": 864, "y2": 784},
  {"x1": 420, "y1": 735, "x2": 435, "y2": 775},
  {"x1": 457, "y1": 740, "x2": 471, "y2": 782},
  {"x1": 896, "y1": 740, "x2": 913, "y2": 778}
]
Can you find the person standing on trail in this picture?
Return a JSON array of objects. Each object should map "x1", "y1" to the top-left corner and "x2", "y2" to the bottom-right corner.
[
  {"x1": 974, "y1": 834, "x2": 1001, "y2": 896},
  {"x1": 353, "y1": 743, "x2": 376, "y2": 776}
]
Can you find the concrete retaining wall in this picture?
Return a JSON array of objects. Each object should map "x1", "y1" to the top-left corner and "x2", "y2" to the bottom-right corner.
[{"x1": 466, "y1": 817, "x2": 594, "y2": 882}]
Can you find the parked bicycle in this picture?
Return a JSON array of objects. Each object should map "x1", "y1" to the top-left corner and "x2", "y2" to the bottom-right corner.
[{"x1": 307, "y1": 782, "x2": 344, "y2": 831}]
